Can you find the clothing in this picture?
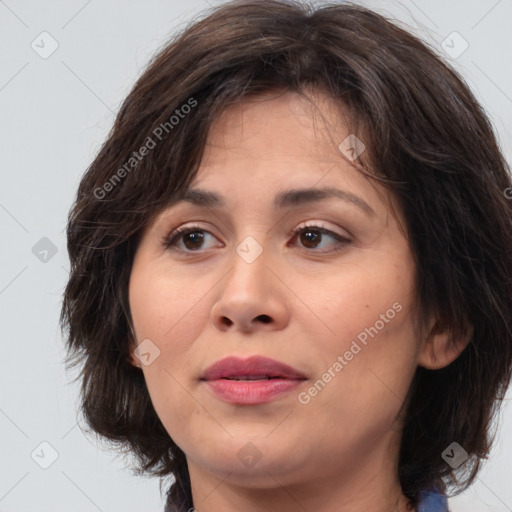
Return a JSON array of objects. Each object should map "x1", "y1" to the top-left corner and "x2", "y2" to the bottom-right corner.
[{"x1": 417, "y1": 488, "x2": 450, "y2": 512}]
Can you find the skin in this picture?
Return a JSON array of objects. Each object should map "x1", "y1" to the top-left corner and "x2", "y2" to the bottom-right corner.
[{"x1": 128, "y1": 89, "x2": 468, "y2": 512}]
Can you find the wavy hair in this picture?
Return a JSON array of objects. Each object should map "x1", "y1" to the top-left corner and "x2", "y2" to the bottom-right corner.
[{"x1": 60, "y1": 1, "x2": 512, "y2": 510}]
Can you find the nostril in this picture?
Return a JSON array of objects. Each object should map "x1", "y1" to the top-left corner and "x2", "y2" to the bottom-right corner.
[
  {"x1": 257, "y1": 314, "x2": 272, "y2": 324},
  {"x1": 221, "y1": 317, "x2": 233, "y2": 327}
]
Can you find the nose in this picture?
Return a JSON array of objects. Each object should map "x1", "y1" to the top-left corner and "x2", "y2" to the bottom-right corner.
[{"x1": 209, "y1": 244, "x2": 290, "y2": 333}]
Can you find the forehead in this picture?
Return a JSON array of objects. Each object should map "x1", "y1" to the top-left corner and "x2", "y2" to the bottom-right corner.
[{"x1": 206, "y1": 90, "x2": 355, "y2": 160}]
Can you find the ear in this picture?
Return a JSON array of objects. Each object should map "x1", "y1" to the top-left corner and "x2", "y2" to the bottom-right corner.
[
  {"x1": 127, "y1": 339, "x2": 142, "y2": 369},
  {"x1": 417, "y1": 319, "x2": 472, "y2": 370}
]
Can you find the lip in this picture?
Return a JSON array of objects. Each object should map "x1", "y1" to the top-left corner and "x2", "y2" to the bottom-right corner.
[
  {"x1": 201, "y1": 355, "x2": 307, "y2": 405},
  {"x1": 202, "y1": 355, "x2": 306, "y2": 380}
]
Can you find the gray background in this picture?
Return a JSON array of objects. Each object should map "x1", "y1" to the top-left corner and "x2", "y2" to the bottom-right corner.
[{"x1": 1, "y1": 0, "x2": 511, "y2": 511}]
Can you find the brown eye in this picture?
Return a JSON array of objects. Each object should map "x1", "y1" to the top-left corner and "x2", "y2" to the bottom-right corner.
[
  {"x1": 181, "y1": 230, "x2": 205, "y2": 250},
  {"x1": 299, "y1": 228, "x2": 323, "y2": 249},
  {"x1": 291, "y1": 225, "x2": 351, "y2": 253},
  {"x1": 163, "y1": 226, "x2": 221, "y2": 252}
]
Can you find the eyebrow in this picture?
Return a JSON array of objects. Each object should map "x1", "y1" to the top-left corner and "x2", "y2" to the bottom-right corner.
[{"x1": 174, "y1": 186, "x2": 375, "y2": 217}]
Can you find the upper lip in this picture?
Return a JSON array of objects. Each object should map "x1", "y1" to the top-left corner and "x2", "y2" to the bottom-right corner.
[{"x1": 201, "y1": 355, "x2": 307, "y2": 380}]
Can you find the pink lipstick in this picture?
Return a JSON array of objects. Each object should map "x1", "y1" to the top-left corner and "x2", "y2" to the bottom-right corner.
[{"x1": 201, "y1": 355, "x2": 307, "y2": 404}]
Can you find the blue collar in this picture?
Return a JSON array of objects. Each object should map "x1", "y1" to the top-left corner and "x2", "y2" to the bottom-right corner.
[{"x1": 417, "y1": 488, "x2": 449, "y2": 511}]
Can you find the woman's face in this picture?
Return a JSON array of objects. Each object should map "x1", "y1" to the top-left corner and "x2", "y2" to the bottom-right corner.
[{"x1": 128, "y1": 90, "x2": 430, "y2": 502}]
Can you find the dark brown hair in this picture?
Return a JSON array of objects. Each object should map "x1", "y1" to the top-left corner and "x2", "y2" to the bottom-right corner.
[{"x1": 60, "y1": 0, "x2": 512, "y2": 510}]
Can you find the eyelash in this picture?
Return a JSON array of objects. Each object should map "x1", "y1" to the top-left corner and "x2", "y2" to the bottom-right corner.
[{"x1": 161, "y1": 222, "x2": 351, "y2": 255}]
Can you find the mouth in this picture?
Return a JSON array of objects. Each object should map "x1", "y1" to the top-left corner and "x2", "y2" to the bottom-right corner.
[{"x1": 201, "y1": 355, "x2": 307, "y2": 404}]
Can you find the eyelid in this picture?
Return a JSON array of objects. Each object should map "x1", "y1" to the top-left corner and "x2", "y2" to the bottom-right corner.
[{"x1": 292, "y1": 220, "x2": 351, "y2": 240}]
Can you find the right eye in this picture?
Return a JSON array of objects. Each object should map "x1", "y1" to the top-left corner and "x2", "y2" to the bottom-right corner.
[{"x1": 162, "y1": 225, "x2": 223, "y2": 253}]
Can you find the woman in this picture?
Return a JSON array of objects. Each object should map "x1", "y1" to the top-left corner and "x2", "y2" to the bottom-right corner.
[{"x1": 61, "y1": 1, "x2": 512, "y2": 511}]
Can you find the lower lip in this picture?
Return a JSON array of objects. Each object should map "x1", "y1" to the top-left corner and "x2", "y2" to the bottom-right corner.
[{"x1": 204, "y1": 378, "x2": 304, "y2": 404}]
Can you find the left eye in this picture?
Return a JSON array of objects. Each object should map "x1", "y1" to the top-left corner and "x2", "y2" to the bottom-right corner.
[
  {"x1": 289, "y1": 224, "x2": 351, "y2": 252},
  {"x1": 163, "y1": 224, "x2": 350, "y2": 253}
]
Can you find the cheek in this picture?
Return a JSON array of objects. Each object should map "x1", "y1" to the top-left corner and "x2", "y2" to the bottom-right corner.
[
  {"x1": 303, "y1": 247, "x2": 415, "y2": 354},
  {"x1": 129, "y1": 262, "x2": 214, "y2": 444},
  {"x1": 129, "y1": 261, "x2": 210, "y2": 348},
  {"x1": 303, "y1": 297, "x2": 418, "y2": 437},
  {"x1": 300, "y1": 251, "x2": 418, "y2": 422}
]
